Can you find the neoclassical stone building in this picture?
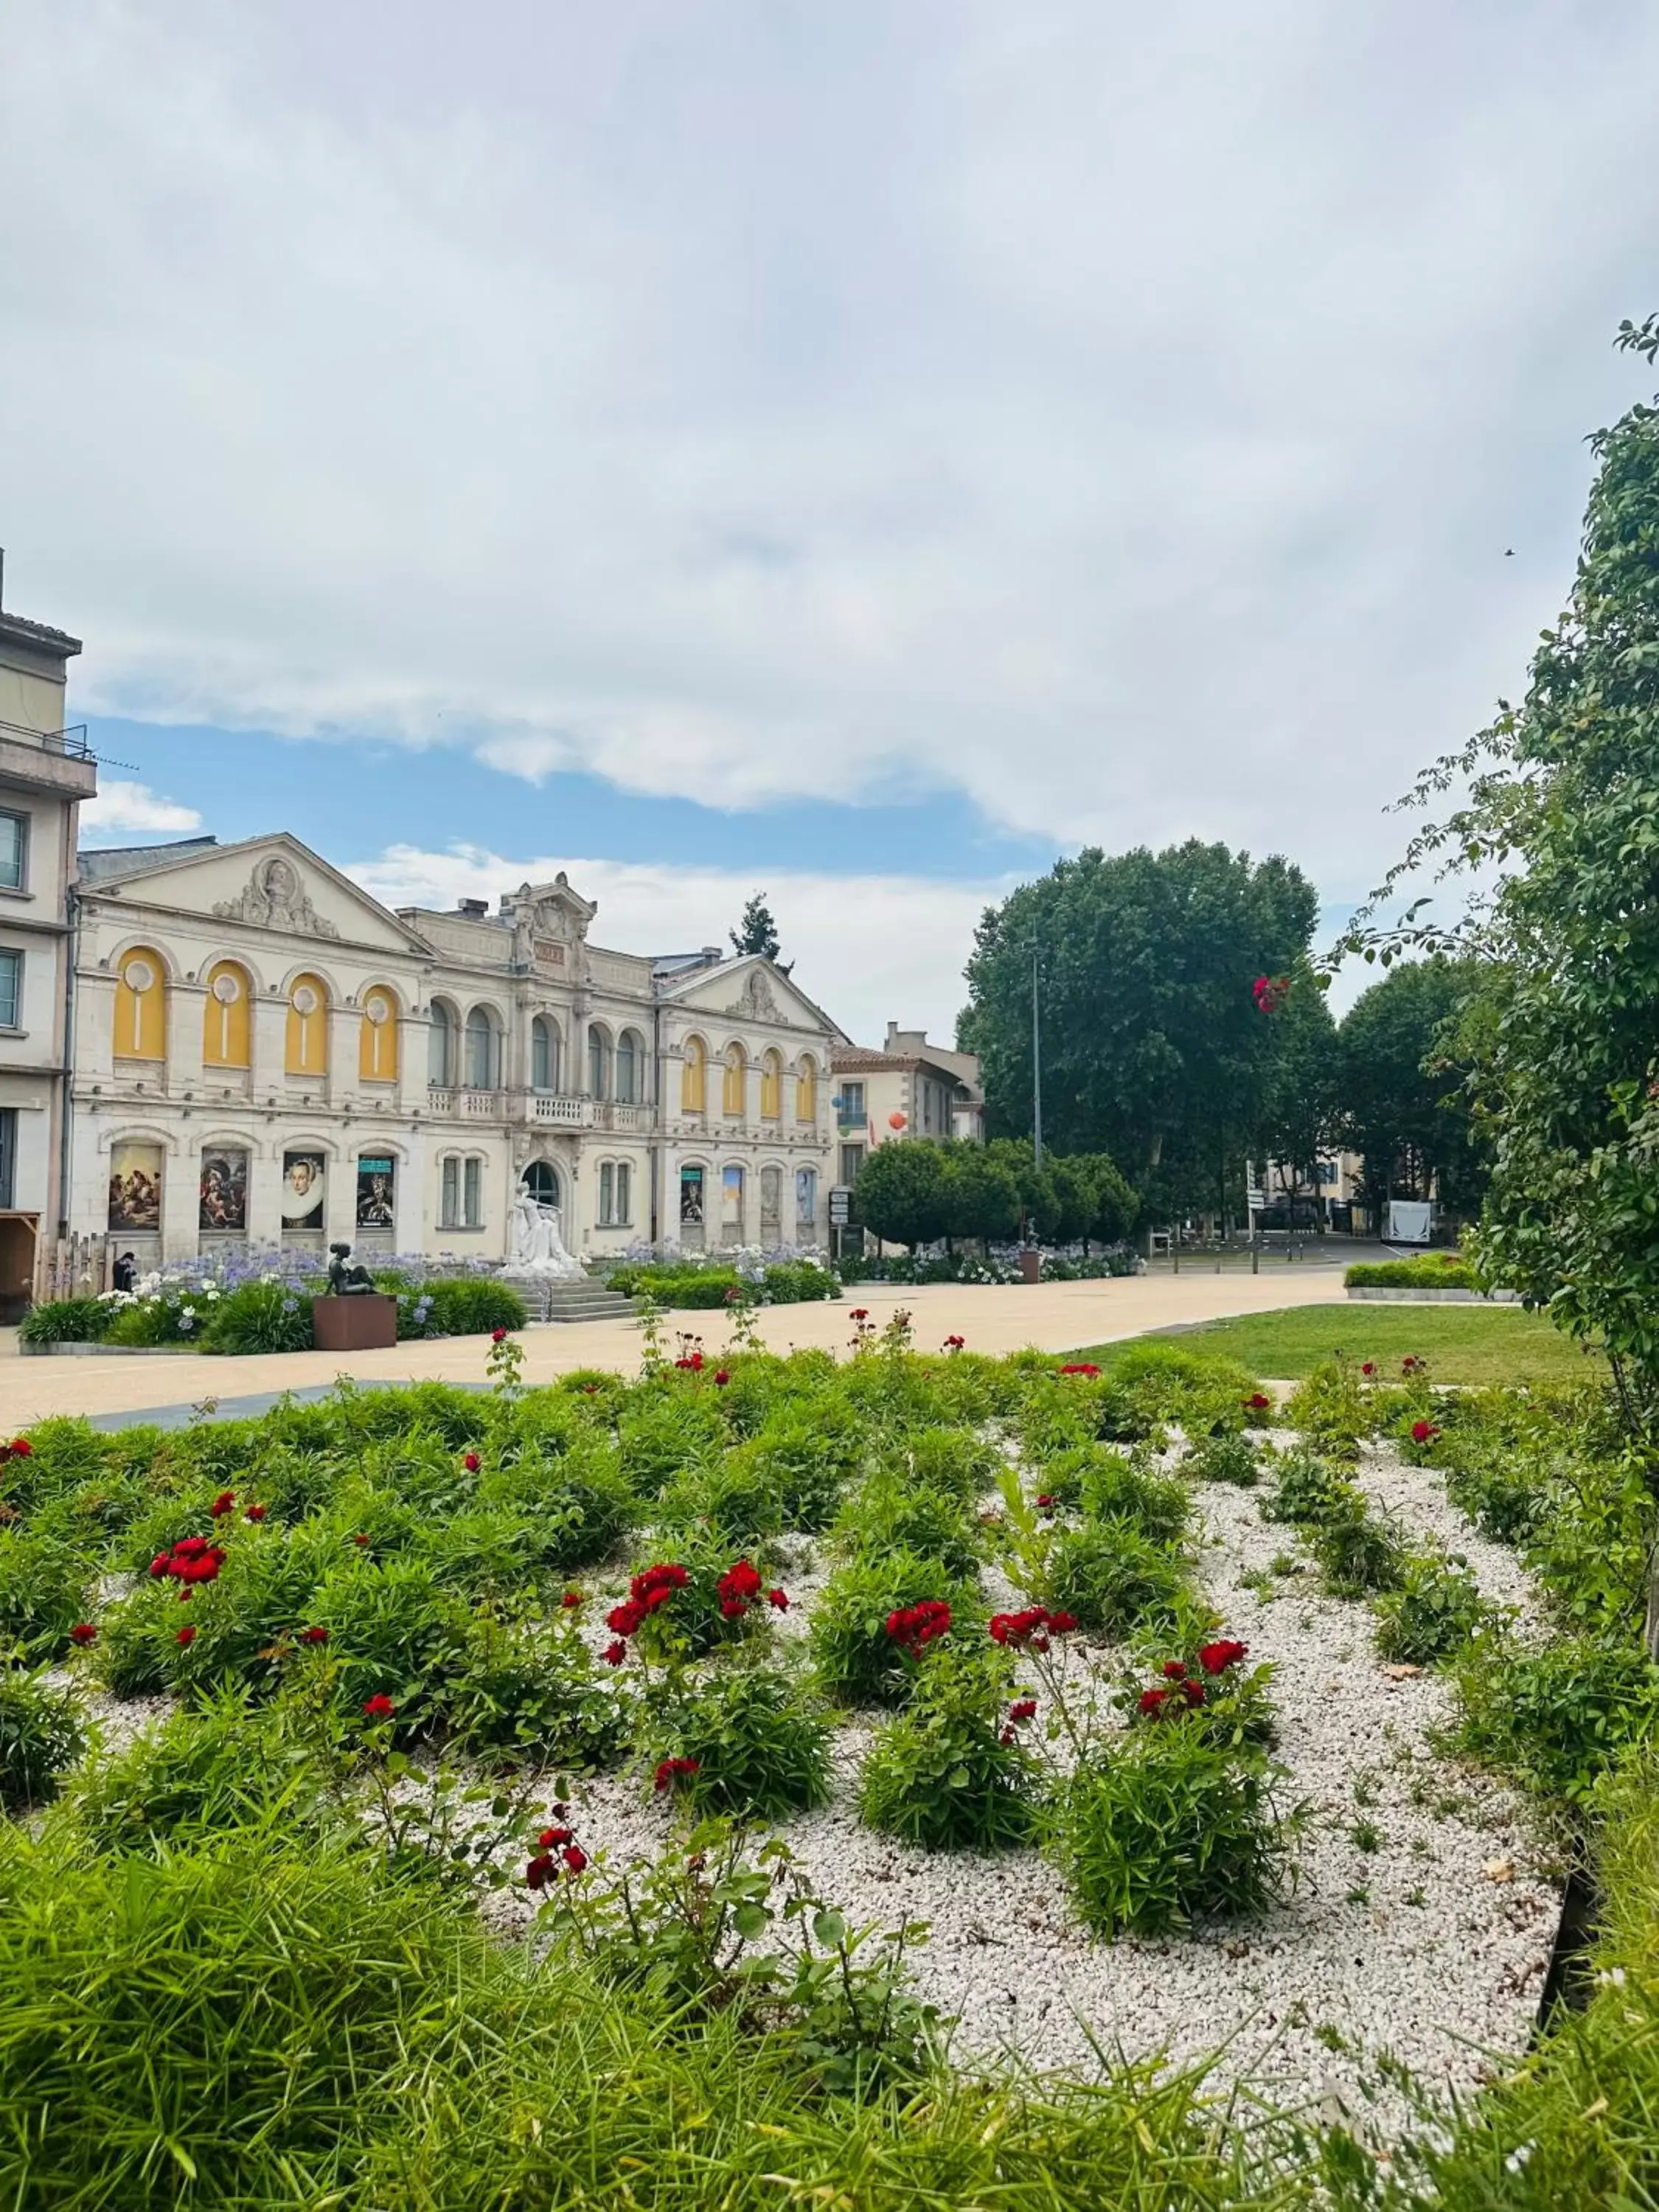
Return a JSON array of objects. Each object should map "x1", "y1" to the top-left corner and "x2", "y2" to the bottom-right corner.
[{"x1": 67, "y1": 832, "x2": 843, "y2": 1271}]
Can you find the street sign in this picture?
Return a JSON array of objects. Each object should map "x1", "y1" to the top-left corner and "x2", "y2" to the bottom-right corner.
[{"x1": 830, "y1": 1186, "x2": 852, "y2": 1225}]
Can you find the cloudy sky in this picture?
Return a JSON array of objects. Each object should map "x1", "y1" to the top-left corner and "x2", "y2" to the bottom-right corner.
[{"x1": 7, "y1": 1, "x2": 1658, "y2": 1040}]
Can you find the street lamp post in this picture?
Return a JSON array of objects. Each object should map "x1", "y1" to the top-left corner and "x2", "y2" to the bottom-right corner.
[{"x1": 1029, "y1": 939, "x2": 1043, "y2": 1171}]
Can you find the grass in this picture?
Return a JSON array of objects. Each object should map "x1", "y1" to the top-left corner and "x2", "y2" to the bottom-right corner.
[{"x1": 1073, "y1": 1302, "x2": 1605, "y2": 1384}]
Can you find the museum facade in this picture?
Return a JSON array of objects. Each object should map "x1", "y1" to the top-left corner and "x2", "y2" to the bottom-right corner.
[{"x1": 68, "y1": 831, "x2": 844, "y2": 1273}]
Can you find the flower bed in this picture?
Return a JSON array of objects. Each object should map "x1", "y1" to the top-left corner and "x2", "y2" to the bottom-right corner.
[{"x1": 1345, "y1": 1254, "x2": 1481, "y2": 1290}]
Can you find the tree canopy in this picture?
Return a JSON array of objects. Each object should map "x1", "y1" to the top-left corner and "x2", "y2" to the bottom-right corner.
[
  {"x1": 1335, "y1": 959, "x2": 1489, "y2": 1221},
  {"x1": 730, "y1": 893, "x2": 782, "y2": 961},
  {"x1": 957, "y1": 840, "x2": 1324, "y2": 1222}
]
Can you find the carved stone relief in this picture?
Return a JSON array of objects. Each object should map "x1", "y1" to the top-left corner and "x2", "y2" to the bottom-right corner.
[{"x1": 212, "y1": 855, "x2": 341, "y2": 939}]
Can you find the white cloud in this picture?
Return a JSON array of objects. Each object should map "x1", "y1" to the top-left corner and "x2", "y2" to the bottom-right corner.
[
  {"x1": 80, "y1": 779, "x2": 204, "y2": 837},
  {"x1": 347, "y1": 842, "x2": 1009, "y2": 1048},
  {"x1": 4, "y1": 2, "x2": 1659, "y2": 897}
]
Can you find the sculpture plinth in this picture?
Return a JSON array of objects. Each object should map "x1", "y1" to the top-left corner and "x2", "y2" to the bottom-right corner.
[{"x1": 310, "y1": 1294, "x2": 398, "y2": 1351}]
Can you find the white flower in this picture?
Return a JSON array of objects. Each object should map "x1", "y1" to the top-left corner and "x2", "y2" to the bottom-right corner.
[{"x1": 1503, "y1": 2144, "x2": 1535, "y2": 2174}]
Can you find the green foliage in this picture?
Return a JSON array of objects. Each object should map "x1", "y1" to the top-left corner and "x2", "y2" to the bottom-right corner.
[
  {"x1": 1283, "y1": 1359, "x2": 1371, "y2": 1461},
  {"x1": 851, "y1": 1138, "x2": 950, "y2": 1251},
  {"x1": 1044, "y1": 1522, "x2": 1187, "y2": 1638},
  {"x1": 1261, "y1": 1450, "x2": 1357, "y2": 1528},
  {"x1": 858, "y1": 1646, "x2": 1032, "y2": 1850},
  {"x1": 417, "y1": 1279, "x2": 529, "y2": 1338},
  {"x1": 18, "y1": 1295, "x2": 116, "y2": 1344},
  {"x1": 1344, "y1": 1254, "x2": 1481, "y2": 1289},
  {"x1": 606, "y1": 1263, "x2": 836, "y2": 1307},
  {"x1": 1183, "y1": 1430, "x2": 1262, "y2": 1487},
  {"x1": 0, "y1": 1669, "x2": 84, "y2": 1809},
  {"x1": 201, "y1": 1279, "x2": 313, "y2": 1353},
  {"x1": 77, "y1": 1682, "x2": 317, "y2": 1850},
  {"x1": 834, "y1": 1470, "x2": 981, "y2": 1582},
  {"x1": 1075, "y1": 1454, "x2": 1190, "y2": 1544},
  {"x1": 730, "y1": 891, "x2": 782, "y2": 960},
  {"x1": 305, "y1": 1556, "x2": 469, "y2": 1725},
  {"x1": 0, "y1": 1530, "x2": 90, "y2": 1661},
  {"x1": 1336, "y1": 959, "x2": 1491, "y2": 1223},
  {"x1": 1371, "y1": 1551, "x2": 1489, "y2": 1664},
  {"x1": 1454, "y1": 1634, "x2": 1659, "y2": 1804},
  {"x1": 653, "y1": 1666, "x2": 831, "y2": 1819},
  {"x1": 1051, "y1": 1732, "x2": 1290, "y2": 1938},
  {"x1": 1307, "y1": 1497, "x2": 1405, "y2": 1599},
  {"x1": 810, "y1": 1552, "x2": 966, "y2": 1707},
  {"x1": 448, "y1": 1611, "x2": 627, "y2": 1770}
]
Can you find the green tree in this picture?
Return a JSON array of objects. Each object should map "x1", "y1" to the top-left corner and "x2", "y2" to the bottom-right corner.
[
  {"x1": 958, "y1": 841, "x2": 1319, "y2": 1231},
  {"x1": 1336, "y1": 959, "x2": 1489, "y2": 1224},
  {"x1": 730, "y1": 893, "x2": 782, "y2": 961},
  {"x1": 941, "y1": 1147, "x2": 1022, "y2": 1249},
  {"x1": 852, "y1": 1140, "x2": 949, "y2": 1252},
  {"x1": 1341, "y1": 318, "x2": 1659, "y2": 1646},
  {"x1": 1251, "y1": 965, "x2": 1340, "y2": 1225}
]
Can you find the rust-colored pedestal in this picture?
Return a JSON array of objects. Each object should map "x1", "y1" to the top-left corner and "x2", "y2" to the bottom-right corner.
[
  {"x1": 1018, "y1": 1250, "x2": 1042, "y2": 1284},
  {"x1": 310, "y1": 1294, "x2": 399, "y2": 1352}
]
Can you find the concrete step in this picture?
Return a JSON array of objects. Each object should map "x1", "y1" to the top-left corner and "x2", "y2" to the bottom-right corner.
[{"x1": 496, "y1": 1272, "x2": 636, "y2": 1324}]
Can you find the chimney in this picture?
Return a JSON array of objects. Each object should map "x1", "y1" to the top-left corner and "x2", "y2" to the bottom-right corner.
[
  {"x1": 885, "y1": 1021, "x2": 901, "y2": 1051},
  {"x1": 457, "y1": 897, "x2": 488, "y2": 918}
]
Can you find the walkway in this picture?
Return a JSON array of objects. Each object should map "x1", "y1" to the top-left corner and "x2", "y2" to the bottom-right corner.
[{"x1": 0, "y1": 1267, "x2": 1351, "y2": 1430}]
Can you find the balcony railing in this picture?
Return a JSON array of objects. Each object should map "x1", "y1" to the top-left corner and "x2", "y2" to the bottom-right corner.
[{"x1": 426, "y1": 1085, "x2": 655, "y2": 1133}]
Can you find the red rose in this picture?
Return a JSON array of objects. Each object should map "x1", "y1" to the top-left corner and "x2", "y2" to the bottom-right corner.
[
  {"x1": 602, "y1": 1641, "x2": 627, "y2": 1666},
  {"x1": 353, "y1": 1533, "x2": 370, "y2": 1548},
  {"x1": 653, "y1": 1756, "x2": 700, "y2": 1792},
  {"x1": 999, "y1": 1727, "x2": 1016, "y2": 1746},
  {"x1": 1036, "y1": 1494, "x2": 1054, "y2": 1511},
  {"x1": 1008, "y1": 1697, "x2": 1037, "y2": 1722},
  {"x1": 1138, "y1": 1687, "x2": 1168, "y2": 1715},
  {"x1": 1245, "y1": 1393, "x2": 1271, "y2": 1411},
  {"x1": 1180, "y1": 1677, "x2": 1206, "y2": 1706},
  {"x1": 1058, "y1": 1363, "x2": 1101, "y2": 1377},
  {"x1": 69, "y1": 1623, "x2": 97, "y2": 1648},
  {"x1": 714, "y1": 1369, "x2": 731, "y2": 1386},
  {"x1": 1361, "y1": 1362, "x2": 1376, "y2": 1377},
  {"x1": 607, "y1": 1601, "x2": 645, "y2": 1638},
  {"x1": 849, "y1": 1309, "x2": 869, "y2": 1321},
  {"x1": 561, "y1": 1844, "x2": 588, "y2": 1874},
  {"x1": 300, "y1": 1625, "x2": 329, "y2": 1645},
  {"x1": 886, "y1": 1599, "x2": 952, "y2": 1652},
  {"x1": 8, "y1": 1438, "x2": 31, "y2": 1458},
  {"x1": 362, "y1": 1694, "x2": 396, "y2": 1720},
  {"x1": 462, "y1": 1452, "x2": 481, "y2": 1473},
  {"x1": 560, "y1": 1590, "x2": 582, "y2": 1609},
  {"x1": 245, "y1": 1503, "x2": 268, "y2": 1523},
  {"x1": 210, "y1": 1491, "x2": 235, "y2": 1519},
  {"x1": 1161, "y1": 1659, "x2": 1186, "y2": 1680},
  {"x1": 1197, "y1": 1638, "x2": 1248, "y2": 1674},
  {"x1": 766, "y1": 1587, "x2": 790, "y2": 1610},
  {"x1": 149, "y1": 1554, "x2": 170, "y2": 1578},
  {"x1": 538, "y1": 1826, "x2": 573, "y2": 1848},
  {"x1": 526, "y1": 1853, "x2": 557, "y2": 1890},
  {"x1": 1048, "y1": 1611, "x2": 1078, "y2": 1634},
  {"x1": 1410, "y1": 1419, "x2": 1440, "y2": 1445},
  {"x1": 491, "y1": 1327, "x2": 508, "y2": 1343},
  {"x1": 176, "y1": 1625, "x2": 197, "y2": 1646}
]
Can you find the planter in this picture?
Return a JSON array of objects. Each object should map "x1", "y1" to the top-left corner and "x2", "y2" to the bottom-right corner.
[
  {"x1": 1345, "y1": 1287, "x2": 1521, "y2": 1303},
  {"x1": 1017, "y1": 1250, "x2": 1042, "y2": 1285},
  {"x1": 310, "y1": 1294, "x2": 399, "y2": 1350}
]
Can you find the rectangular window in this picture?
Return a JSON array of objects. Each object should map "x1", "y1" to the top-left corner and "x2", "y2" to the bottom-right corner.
[
  {"x1": 0, "y1": 949, "x2": 20, "y2": 1029},
  {"x1": 441, "y1": 1155, "x2": 460, "y2": 1228},
  {"x1": 0, "y1": 813, "x2": 25, "y2": 893},
  {"x1": 0, "y1": 1107, "x2": 15, "y2": 1208},
  {"x1": 463, "y1": 1157, "x2": 483, "y2": 1228},
  {"x1": 600, "y1": 1161, "x2": 630, "y2": 1225},
  {"x1": 599, "y1": 1162, "x2": 614, "y2": 1225},
  {"x1": 839, "y1": 1141, "x2": 864, "y2": 1188}
]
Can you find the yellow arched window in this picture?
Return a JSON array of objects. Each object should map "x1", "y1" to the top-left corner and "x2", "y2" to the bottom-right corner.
[
  {"x1": 795, "y1": 1053, "x2": 818, "y2": 1124},
  {"x1": 759, "y1": 1048, "x2": 782, "y2": 1120},
  {"x1": 722, "y1": 1042, "x2": 747, "y2": 1119},
  {"x1": 114, "y1": 947, "x2": 167, "y2": 1061},
  {"x1": 285, "y1": 973, "x2": 330, "y2": 1076},
  {"x1": 681, "y1": 1034, "x2": 706, "y2": 1114},
  {"x1": 201, "y1": 960, "x2": 252, "y2": 1068},
  {"x1": 358, "y1": 986, "x2": 400, "y2": 1083}
]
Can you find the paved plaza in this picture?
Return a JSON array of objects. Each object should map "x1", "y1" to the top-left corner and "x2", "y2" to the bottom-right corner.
[{"x1": 0, "y1": 1266, "x2": 1352, "y2": 1430}]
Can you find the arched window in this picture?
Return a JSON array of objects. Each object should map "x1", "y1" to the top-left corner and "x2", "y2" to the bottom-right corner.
[
  {"x1": 464, "y1": 1006, "x2": 499, "y2": 1090},
  {"x1": 427, "y1": 1001, "x2": 454, "y2": 1086},
  {"x1": 201, "y1": 960, "x2": 251, "y2": 1069},
  {"x1": 681, "y1": 1034, "x2": 707, "y2": 1115},
  {"x1": 616, "y1": 1029, "x2": 643, "y2": 1104},
  {"x1": 720, "y1": 1161, "x2": 745, "y2": 1239},
  {"x1": 114, "y1": 947, "x2": 167, "y2": 1061},
  {"x1": 759, "y1": 1048, "x2": 782, "y2": 1120},
  {"x1": 531, "y1": 1015, "x2": 560, "y2": 1093},
  {"x1": 525, "y1": 1159, "x2": 560, "y2": 1206},
  {"x1": 722, "y1": 1042, "x2": 748, "y2": 1119},
  {"x1": 588, "y1": 1024, "x2": 611, "y2": 1100},
  {"x1": 795, "y1": 1052, "x2": 818, "y2": 1124},
  {"x1": 285, "y1": 973, "x2": 330, "y2": 1077},
  {"x1": 358, "y1": 986, "x2": 399, "y2": 1083}
]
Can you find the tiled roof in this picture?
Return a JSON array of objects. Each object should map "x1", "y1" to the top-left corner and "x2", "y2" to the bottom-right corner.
[
  {"x1": 78, "y1": 837, "x2": 219, "y2": 882},
  {"x1": 0, "y1": 609, "x2": 83, "y2": 655}
]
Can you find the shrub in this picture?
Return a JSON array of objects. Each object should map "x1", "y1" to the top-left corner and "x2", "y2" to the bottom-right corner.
[
  {"x1": 1260, "y1": 1450, "x2": 1355, "y2": 1528},
  {"x1": 651, "y1": 1666, "x2": 831, "y2": 1819},
  {"x1": 832, "y1": 1471, "x2": 981, "y2": 1584},
  {"x1": 448, "y1": 1612, "x2": 628, "y2": 1771},
  {"x1": 1372, "y1": 1551, "x2": 1490, "y2": 1664},
  {"x1": 1076, "y1": 1455, "x2": 1189, "y2": 1545},
  {"x1": 77, "y1": 1683, "x2": 319, "y2": 1850},
  {"x1": 1044, "y1": 1523, "x2": 1187, "y2": 1639},
  {"x1": 1442, "y1": 1452, "x2": 1543, "y2": 1545},
  {"x1": 658, "y1": 1454, "x2": 783, "y2": 1554},
  {"x1": 1454, "y1": 1635, "x2": 1659, "y2": 1804},
  {"x1": 1344, "y1": 1256, "x2": 1480, "y2": 1289},
  {"x1": 607, "y1": 1266, "x2": 747, "y2": 1309},
  {"x1": 1183, "y1": 1431, "x2": 1261, "y2": 1488},
  {"x1": 617, "y1": 1390, "x2": 725, "y2": 1495},
  {"x1": 858, "y1": 1646, "x2": 1032, "y2": 1850},
  {"x1": 481, "y1": 1439, "x2": 635, "y2": 1571},
  {"x1": 200, "y1": 1280, "x2": 313, "y2": 1354},
  {"x1": 810, "y1": 1551, "x2": 968, "y2": 1707},
  {"x1": 305, "y1": 1556, "x2": 470, "y2": 1725},
  {"x1": 1308, "y1": 1499, "x2": 1405, "y2": 1599},
  {"x1": 900, "y1": 1425, "x2": 1004, "y2": 1505},
  {"x1": 18, "y1": 1296, "x2": 116, "y2": 1345},
  {"x1": 0, "y1": 1531, "x2": 91, "y2": 1662},
  {"x1": 1051, "y1": 1732, "x2": 1290, "y2": 1938},
  {"x1": 419, "y1": 1280, "x2": 529, "y2": 1338},
  {"x1": 1283, "y1": 1360, "x2": 1372, "y2": 1461},
  {"x1": 757, "y1": 1259, "x2": 839, "y2": 1304},
  {"x1": 732, "y1": 1399, "x2": 866, "y2": 1531},
  {"x1": 0, "y1": 1669, "x2": 85, "y2": 1809},
  {"x1": 1105, "y1": 1342, "x2": 1265, "y2": 1439}
]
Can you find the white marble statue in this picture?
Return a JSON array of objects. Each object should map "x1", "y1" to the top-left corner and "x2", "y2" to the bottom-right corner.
[{"x1": 507, "y1": 1181, "x2": 585, "y2": 1278}]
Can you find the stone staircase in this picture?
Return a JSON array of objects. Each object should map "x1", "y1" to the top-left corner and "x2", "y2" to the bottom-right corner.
[{"x1": 498, "y1": 1271, "x2": 636, "y2": 1324}]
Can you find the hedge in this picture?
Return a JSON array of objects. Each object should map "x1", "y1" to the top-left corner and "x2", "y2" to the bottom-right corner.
[{"x1": 1344, "y1": 1256, "x2": 1479, "y2": 1290}]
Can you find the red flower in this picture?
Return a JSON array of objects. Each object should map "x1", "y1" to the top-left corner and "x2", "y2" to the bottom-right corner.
[
  {"x1": 561, "y1": 1844, "x2": 588, "y2": 1874},
  {"x1": 69, "y1": 1623, "x2": 97, "y2": 1648},
  {"x1": 607, "y1": 1600, "x2": 645, "y2": 1638},
  {"x1": 173, "y1": 1537, "x2": 211, "y2": 1557},
  {"x1": 492, "y1": 1327, "x2": 509, "y2": 1343},
  {"x1": 944, "y1": 1333, "x2": 965, "y2": 1350},
  {"x1": 1401, "y1": 1355, "x2": 1425, "y2": 1375},
  {"x1": 1048, "y1": 1611, "x2": 1078, "y2": 1633},
  {"x1": 526, "y1": 1853, "x2": 557, "y2": 1890},
  {"x1": 1180, "y1": 1677, "x2": 1206, "y2": 1707},
  {"x1": 714, "y1": 1368, "x2": 731, "y2": 1386},
  {"x1": 1361, "y1": 1362, "x2": 1376, "y2": 1377},
  {"x1": 1035, "y1": 1493, "x2": 1055, "y2": 1511},
  {"x1": 177, "y1": 1625, "x2": 197, "y2": 1646},
  {"x1": 210, "y1": 1491, "x2": 236, "y2": 1519},
  {"x1": 1138, "y1": 1686, "x2": 1169, "y2": 1715},
  {"x1": 653, "y1": 1756, "x2": 701, "y2": 1792},
  {"x1": 362, "y1": 1694, "x2": 397, "y2": 1720},
  {"x1": 999, "y1": 1727, "x2": 1016, "y2": 1746},
  {"x1": 149, "y1": 1554, "x2": 170, "y2": 1579},
  {"x1": 719, "y1": 1598, "x2": 747, "y2": 1619},
  {"x1": 1197, "y1": 1638, "x2": 1248, "y2": 1675},
  {"x1": 766, "y1": 1587, "x2": 790, "y2": 1610},
  {"x1": 1161, "y1": 1659, "x2": 1186, "y2": 1680},
  {"x1": 1245, "y1": 1393, "x2": 1271, "y2": 1411},
  {"x1": 717, "y1": 1558, "x2": 762, "y2": 1615},
  {"x1": 1008, "y1": 1697, "x2": 1037, "y2": 1722},
  {"x1": 462, "y1": 1451, "x2": 481, "y2": 1473},
  {"x1": 353, "y1": 1532, "x2": 371, "y2": 1547},
  {"x1": 538, "y1": 1825, "x2": 573, "y2": 1848},
  {"x1": 849, "y1": 1308, "x2": 869, "y2": 1321},
  {"x1": 299, "y1": 1625, "x2": 329, "y2": 1645},
  {"x1": 602, "y1": 1641, "x2": 627, "y2": 1666},
  {"x1": 7, "y1": 1438, "x2": 30, "y2": 1458},
  {"x1": 987, "y1": 1604, "x2": 1074, "y2": 1649},
  {"x1": 886, "y1": 1599, "x2": 953, "y2": 1652},
  {"x1": 245, "y1": 1503, "x2": 268, "y2": 1523},
  {"x1": 560, "y1": 1590, "x2": 582, "y2": 1609},
  {"x1": 1058, "y1": 1363, "x2": 1101, "y2": 1377},
  {"x1": 1410, "y1": 1419, "x2": 1440, "y2": 1445}
]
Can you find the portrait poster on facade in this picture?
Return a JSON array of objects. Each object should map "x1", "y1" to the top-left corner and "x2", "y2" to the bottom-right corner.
[
  {"x1": 108, "y1": 1141, "x2": 163, "y2": 1231},
  {"x1": 356, "y1": 1154, "x2": 396, "y2": 1228},
  {"x1": 281, "y1": 1150, "x2": 327, "y2": 1232},
  {"x1": 679, "y1": 1164, "x2": 704, "y2": 1224},
  {"x1": 199, "y1": 1148, "x2": 249, "y2": 1232}
]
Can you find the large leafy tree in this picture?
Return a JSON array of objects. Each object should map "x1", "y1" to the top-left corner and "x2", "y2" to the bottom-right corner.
[
  {"x1": 852, "y1": 1140, "x2": 949, "y2": 1252},
  {"x1": 730, "y1": 893, "x2": 782, "y2": 961},
  {"x1": 1336, "y1": 959, "x2": 1489, "y2": 1222},
  {"x1": 958, "y1": 841, "x2": 1321, "y2": 1223},
  {"x1": 1342, "y1": 319, "x2": 1659, "y2": 1644}
]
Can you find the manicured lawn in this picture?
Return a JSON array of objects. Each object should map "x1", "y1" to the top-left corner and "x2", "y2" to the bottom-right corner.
[{"x1": 1074, "y1": 1301, "x2": 1605, "y2": 1385}]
